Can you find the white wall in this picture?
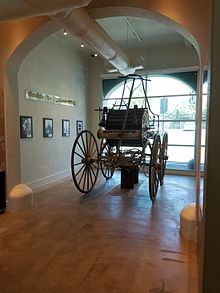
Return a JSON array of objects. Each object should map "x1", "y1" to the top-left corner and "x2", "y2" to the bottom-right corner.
[
  {"x1": 87, "y1": 57, "x2": 104, "y2": 136},
  {"x1": 18, "y1": 34, "x2": 89, "y2": 188}
]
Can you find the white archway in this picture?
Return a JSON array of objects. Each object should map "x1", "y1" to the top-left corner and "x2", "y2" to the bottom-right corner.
[{"x1": 4, "y1": 20, "x2": 61, "y2": 194}]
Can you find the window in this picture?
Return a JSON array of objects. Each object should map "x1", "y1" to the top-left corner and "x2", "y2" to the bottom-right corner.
[
  {"x1": 201, "y1": 81, "x2": 208, "y2": 171},
  {"x1": 102, "y1": 73, "x2": 206, "y2": 172}
]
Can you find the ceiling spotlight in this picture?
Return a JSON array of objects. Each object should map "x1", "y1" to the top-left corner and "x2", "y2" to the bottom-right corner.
[
  {"x1": 94, "y1": 53, "x2": 98, "y2": 57},
  {"x1": 91, "y1": 53, "x2": 98, "y2": 58},
  {"x1": 80, "y1": 43, "x2": 85, "y2": 48},
  {"x1": 63, "y1": 28, "x2": 68, "y2": 36}
]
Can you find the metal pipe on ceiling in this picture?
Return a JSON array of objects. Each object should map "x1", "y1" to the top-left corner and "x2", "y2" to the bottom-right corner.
[
  {"x1": 124, "y1": 17, "x2": 143, "y2": 44},
  {"x1": 50, "y1": 8, "x2": 137, "y2": 75},
  {"x1": 0, "y1": 0, "x2": 140, "y2": 75}
]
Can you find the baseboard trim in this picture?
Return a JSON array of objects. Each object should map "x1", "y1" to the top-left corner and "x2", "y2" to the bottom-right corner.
[{"x1": 26, "y1": 169, "x2": 71, "y2": 190}]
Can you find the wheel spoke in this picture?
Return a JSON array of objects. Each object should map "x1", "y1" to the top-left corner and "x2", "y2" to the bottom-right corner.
[
  {"x1": 76, "y1": 141, "x2": 86, "y2": 157},
  {"x1": 87, "y1": 166, "x2": 90, "y2": 191},
  {"x1": 74, "y1": 150, "x2": 84, "y2": 160},
  {"x1": 73, "y1": 161, "x2": 83, "y2": 167},
  {"x1": 75, "y1": 163, "x2": 85, "y2": 177},
  {"x1": 89, "y1": 140, "x2": 96, "y2": 157},
  {"x1": 88, "y1": 165, "x2": 94, "y2": 187},
  {"x1": 91, "y1": 161, "x2": 99, "y2": 170},
  {"x1": 82, "y1": 166, "x2": 87, "y2": 190},
  {"x1": 78, "y1": 164, "x2": 87, "y2": 186},
  {"x1": 88, "y1": 132, "x2": 92, "y2": 154},
  {"x1": 90, "y1": 147, "x2": 97, "y2": 158},
  {"x1": 85, "y1": 131, "x2": 89, "y2": 155},
  {"x1": 80, "y1": 133, "x2": 87, "y2": 157},
  {"x1": 89, "y1": 164, "x2": 96, "y2": 178}
]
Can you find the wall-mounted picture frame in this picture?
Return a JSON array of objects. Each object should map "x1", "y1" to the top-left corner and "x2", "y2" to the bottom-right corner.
[
  {"x1": 76, "y1": 120, "x2": 83, "y2": 135},
  {"x1": 20, "y1": 116, "x2": 33, "y2": 139},
  {"x1": 43, "y1": 118, "x2": 53, "y2": 138},
  {"x1": 62, "y1": 119, "x2": 70, "y2": 137}
]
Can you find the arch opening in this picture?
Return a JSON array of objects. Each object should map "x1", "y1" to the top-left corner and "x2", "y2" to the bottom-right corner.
[{"x1": 3, "y1": 5, "x2": 203, "y2": 197}]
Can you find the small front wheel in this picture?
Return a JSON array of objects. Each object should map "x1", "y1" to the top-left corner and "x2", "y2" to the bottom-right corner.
[{"x1": 100, "y1": 140, "x2": 115, "y2": 179}]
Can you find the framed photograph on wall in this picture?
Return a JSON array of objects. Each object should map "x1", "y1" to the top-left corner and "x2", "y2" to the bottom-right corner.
[
  {"x1": 76, "y1": 120, "x2": 83, "y2": 135},
  {"x1": 43, "y1": 118, "x2": 53, "y2": 138},
  {"x1": 62, "y1": 119, "x2": 70, "y2": 137},
  {"x1": 20, "y1": 116, "x2": 33, "y2": 138}
]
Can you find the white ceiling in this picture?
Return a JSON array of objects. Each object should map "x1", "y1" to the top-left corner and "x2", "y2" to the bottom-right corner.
[
  {"x1": 97, "y1": 16, "x2": 184, "y2": 50},
  {"x1": 53, "y1": 15, "x2": 187, "y2": 55}
]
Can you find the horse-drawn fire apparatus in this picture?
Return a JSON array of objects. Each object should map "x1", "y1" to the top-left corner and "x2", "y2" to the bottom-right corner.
[{"x1": 71, "y1": 74, "x2": 168, "y2": 201}]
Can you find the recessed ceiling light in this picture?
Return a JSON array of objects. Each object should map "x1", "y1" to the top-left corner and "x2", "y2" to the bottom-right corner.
[
  {"x1": 63, "y1": 28, "x2": 68, "y2": 36},
  {"x1": 80, "y1": 44, "x2": 85, "y2": 48}
]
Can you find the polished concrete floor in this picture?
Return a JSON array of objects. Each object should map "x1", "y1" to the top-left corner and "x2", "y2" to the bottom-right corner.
[{"x1": 0, "y1": 172, "x2": 199, "y2": 293}]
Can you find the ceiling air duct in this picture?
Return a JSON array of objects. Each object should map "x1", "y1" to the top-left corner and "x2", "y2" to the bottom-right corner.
[{"x1": 50, "y1": 8, "x2": 139, "y2": 75}]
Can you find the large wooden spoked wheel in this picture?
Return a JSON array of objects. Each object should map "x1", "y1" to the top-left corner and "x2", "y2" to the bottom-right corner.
[
  {"x1": 159, "y1": 132, "x2": 168, "y2": 185},
  {"x1": 149, "y1": 134, "x2": 161, "y2": 201},
  {"x1": 71, "y1": 130, "x2": 99, "y2": 193},
  {"x1": 100, "y1": 140, "x2": 115, "y2": 179}
]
